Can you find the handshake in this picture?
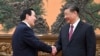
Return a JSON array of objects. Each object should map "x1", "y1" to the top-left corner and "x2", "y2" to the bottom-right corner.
[{"x1": 51, "y1": 46, "x2": 57, "y2": 56}]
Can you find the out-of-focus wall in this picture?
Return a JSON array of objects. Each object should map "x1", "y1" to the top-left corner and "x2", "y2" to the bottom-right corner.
[{"x1": 0, "y1": 0, "x2": 100, "y2": 34}]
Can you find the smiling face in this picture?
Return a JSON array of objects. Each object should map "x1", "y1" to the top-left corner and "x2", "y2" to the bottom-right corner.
[
  {"x1": 26, "y1": 10, "x2": 36, "y2": 27},
  {"x1": 64, "y1": 8, "x2": 78, "y2": 24}
]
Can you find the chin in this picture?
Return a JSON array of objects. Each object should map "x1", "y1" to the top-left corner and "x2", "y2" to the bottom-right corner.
[
  {"x1": 32, "y1": 24, "x2": 35, "y2": 26},
  {"x1": 66, "y1": 20, "x2": 70, "y2": 23},
  {"x1": 31, "y1": 24, "x2": 34, "y2": 27}
]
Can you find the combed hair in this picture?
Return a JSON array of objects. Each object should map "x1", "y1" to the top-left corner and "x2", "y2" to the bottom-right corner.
[
  {"x1": 20, "y1": 8, "x2": 34, "y2": 21},
  {"x1": 64, "y1": 4, "x2": 79, "y2": 14}
]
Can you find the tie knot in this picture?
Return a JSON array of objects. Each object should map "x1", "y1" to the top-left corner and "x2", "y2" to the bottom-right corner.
[{"x1": 70, "y1": 25, "x2": 74, "y2": 28}]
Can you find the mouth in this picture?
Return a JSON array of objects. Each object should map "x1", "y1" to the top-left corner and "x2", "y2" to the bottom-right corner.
[
  {"x1": 65, "y1": 18, "x2": 70, "y2": 23},
  {"x1": 65, "y1": 18, "x2": 69, "y2": 20}
]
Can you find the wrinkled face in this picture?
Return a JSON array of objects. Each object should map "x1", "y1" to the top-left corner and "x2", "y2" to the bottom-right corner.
[
  {"x1": 26, "y1": 10, "x2": 36, "y2": 27},
  {"x1": 64, "y1": 9, "x2": 76, "y2": 24}
]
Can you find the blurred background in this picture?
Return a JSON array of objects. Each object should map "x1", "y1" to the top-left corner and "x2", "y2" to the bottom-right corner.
[{"x1": 0, "y1": 0, "x2": 100, "y2": 56}]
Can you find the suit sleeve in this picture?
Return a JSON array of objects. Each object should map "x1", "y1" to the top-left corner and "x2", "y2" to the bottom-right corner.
[
  {"x1": 55, "y1": 29, "x2": 62, "y2": 53},
  {"x1": 23, "y1": 28, "x2": 52, "y2": 53},
  {"x1": 86, "y1": 25, "x2": 96, "y2": 56}
]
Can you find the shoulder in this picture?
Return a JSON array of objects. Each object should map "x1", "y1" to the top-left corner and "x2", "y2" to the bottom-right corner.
[
  {"x1": 80, "y1": 21, "x2": 93, "y2": 29},
  {"x1": 61, "y1": 23, "x2": 69, "y2": 29},
  {"x1": 15, "y1": 22, "x2": 29, "y2": 31},
  {"x1": 83, "y1": 21, "x2": 92, "y2": 27},
  {"x1": 59, "y1": 23, "x2": 69, "y2": 32}
]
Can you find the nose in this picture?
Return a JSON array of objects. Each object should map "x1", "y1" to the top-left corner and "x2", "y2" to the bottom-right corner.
[
  {"x1": 34, "y1": 17, "x2": 37, "y2": 21},
  {"x1": 64, "y1": 15, "x2": 67, "y2": 19}
]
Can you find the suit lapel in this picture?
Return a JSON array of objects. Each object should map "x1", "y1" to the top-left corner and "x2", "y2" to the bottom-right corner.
[
  {"x1": 67, "y1": 21, "x2": 83, "y2": 45},
  {"x1": 62, "y1": 24, "x2": 70, "y2": 46},
  {"x1": 65, "y1": 24, "x2": 70, "y2": 42}
]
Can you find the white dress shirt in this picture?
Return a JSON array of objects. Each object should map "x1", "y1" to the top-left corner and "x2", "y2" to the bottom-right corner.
[
  {"x1": 22, "y1": 21, "x2": 31, "y2": 28},
  {"x1": 69, "y1": 18, "x2": 80, "y2": 32}
]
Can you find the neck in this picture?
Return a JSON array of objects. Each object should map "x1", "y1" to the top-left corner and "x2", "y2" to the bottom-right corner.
[
  {"x1": 71, "y1": 17, "x2": 79, "y2": 24},
  {"x1": 22, "y1": 20, "x2": 31, "y2": 28}
]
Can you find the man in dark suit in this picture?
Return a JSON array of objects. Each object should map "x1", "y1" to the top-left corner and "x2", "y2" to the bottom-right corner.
[
  {"x1": 52, "y1": 4, "x2": 96, "y2": 56},
  {"x1": 12, "y1": 8, "x2": 55, "y2": 56}
]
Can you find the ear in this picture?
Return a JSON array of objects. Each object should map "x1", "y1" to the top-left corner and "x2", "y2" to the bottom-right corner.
[
  {"x1": 73, "y1": 11, "x2": 76, "y2": 14},
  {"x1": 26, "y1": 14, "x2": 29, "y2": 19},
  {"x1": 74, "y1": 11, "x2": 78, "y2": 15}
]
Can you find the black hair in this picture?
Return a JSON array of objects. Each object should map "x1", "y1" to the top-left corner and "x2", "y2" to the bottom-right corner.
[
  {"x1": 64, "y1": 4, "x2": 79, "y2": 14},
  {"x1": 20, "y1": 8, "x2": 34, "y2": 21}
]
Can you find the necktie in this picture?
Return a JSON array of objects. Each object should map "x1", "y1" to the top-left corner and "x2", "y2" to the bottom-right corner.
[{"x1": 69, "y1": 25, "x2": 74, "y2": 40}]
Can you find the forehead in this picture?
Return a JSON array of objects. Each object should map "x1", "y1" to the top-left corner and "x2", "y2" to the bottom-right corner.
[
  {"x1": 31, "y1": 10, "x2": 35, "y2": 15},
  {"x1": 64, "y1": 9, "x2": 71, "y2": 13}
]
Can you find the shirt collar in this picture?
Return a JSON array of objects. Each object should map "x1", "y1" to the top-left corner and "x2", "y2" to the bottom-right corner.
[
  {"x1": 70, "y1": 18, "x2": 80, "y2": 30},
  {"x1": 73, "y1": 18, "x2": 80, "y2": 27},
  {"x1": 22, "y1": 21, "x2": 31, "y2": 28}
]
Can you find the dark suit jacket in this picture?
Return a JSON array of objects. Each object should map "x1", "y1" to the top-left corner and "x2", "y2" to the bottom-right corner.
[
  {"x1": 55, "y1": 21, "x2": 96, "y2": 56},
  {"x1": 12, "y1": 22, "x2": 52, "y2": 56}
]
